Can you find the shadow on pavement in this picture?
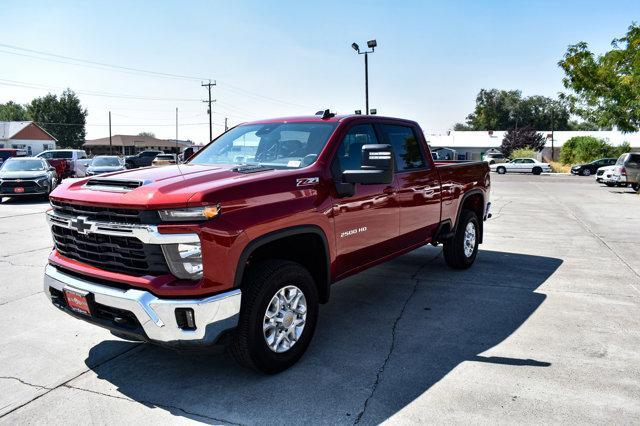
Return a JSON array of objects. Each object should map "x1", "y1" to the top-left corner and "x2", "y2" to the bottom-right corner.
[
  {"x1": 0, "y1": 195, "x2": 50, "y2": 205},
  {"x1": 84, "y1": 247, "x2": 561, "y2": 425}
]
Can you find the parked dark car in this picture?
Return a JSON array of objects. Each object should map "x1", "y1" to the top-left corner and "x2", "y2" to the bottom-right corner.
[
  {"x1": 571, "y1": 158, "x2": 617, "y2": 176},
  {"x1": 0, "y1": 157, "x2": 57, "y2": 200},
  {"x1": 125, "y1": 150, "x2": 163, "y2": 169},
  {"x1": 86, "y1": 156, "x2": 126, "y2": 176}
]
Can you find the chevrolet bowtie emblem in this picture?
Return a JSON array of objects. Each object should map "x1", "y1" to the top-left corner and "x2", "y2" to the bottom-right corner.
[{"x1": 70, "y1": 216, "x2": 92, "y2": 234}]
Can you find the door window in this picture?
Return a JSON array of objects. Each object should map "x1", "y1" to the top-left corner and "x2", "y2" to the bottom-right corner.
[
  {"x1": 380, "y1": 125, "x2": 426, "y2": 171},
  {"x1": 334, "y1": 124, "x2": 378, "y2": 172}
]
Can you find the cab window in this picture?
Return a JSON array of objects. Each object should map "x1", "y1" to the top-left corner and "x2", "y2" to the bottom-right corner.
[
  {"x1": 380, "y1": 125, "x2": 426, "y2": 171},
  {"x1": 334, "y1": 124, "x2": 378, "y2": 172}
]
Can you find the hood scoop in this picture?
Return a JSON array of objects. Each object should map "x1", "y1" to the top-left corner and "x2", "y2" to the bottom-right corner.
[{"x1": 83, "y1": 178, "x2": 147, "y2": 192}]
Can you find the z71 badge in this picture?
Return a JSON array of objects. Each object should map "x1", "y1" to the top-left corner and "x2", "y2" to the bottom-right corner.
[{"x1": 296, "y1": 177, "x2": 319, "y2": 187}]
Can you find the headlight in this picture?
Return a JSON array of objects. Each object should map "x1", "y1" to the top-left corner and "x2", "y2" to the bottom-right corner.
[
  {"x1": 158, "y1": 205, "x2": 220, "y2": 222},
  {"x1": 161, "y1": 242, "x2": 203, "y2": 280},
  {"x1": 36, "y1": 177, "x2": 49, "y2": 186}
]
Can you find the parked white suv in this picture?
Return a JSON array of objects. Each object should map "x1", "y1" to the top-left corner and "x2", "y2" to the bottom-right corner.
[
  {"x1": 482, "y1": 152, "x2": 508, "y2": 165},
  {"x1": 490, "y1": 158, "x2": 551, "y2": 175}
]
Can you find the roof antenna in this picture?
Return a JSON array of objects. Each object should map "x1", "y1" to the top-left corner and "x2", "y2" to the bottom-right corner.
[{"x1": 315, "y1": 109, "x2": 336, "y2": 119}]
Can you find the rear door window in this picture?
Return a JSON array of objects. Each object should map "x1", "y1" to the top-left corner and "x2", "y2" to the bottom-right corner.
[
  {"x1": 380, "y1": 124, "x2": 426, "y2": 171},
  {"x1": 628, "y1": 154, "x2": 640, "y2": 166}
]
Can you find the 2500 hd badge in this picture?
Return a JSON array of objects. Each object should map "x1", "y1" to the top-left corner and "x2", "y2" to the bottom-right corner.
[{"x1": 340, "y1": 226, "x2": 368, "y2": 238}]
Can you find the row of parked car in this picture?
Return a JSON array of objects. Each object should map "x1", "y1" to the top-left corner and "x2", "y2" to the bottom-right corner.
[
  {"x1": 583, "y1": 153, "x2": 640, "y2": 191},
  {"x1": 0, "y1": 148, "x2": 184, "y2": 201}
]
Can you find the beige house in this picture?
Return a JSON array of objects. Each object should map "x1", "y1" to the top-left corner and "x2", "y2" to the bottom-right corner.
[{"x1": 83, "y1": 135, "x2": 193, "y2": 156}]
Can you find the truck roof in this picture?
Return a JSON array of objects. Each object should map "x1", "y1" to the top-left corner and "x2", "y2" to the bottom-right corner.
[{"x1": 244, "y1": 114, "x2": 420, "y2": 126}]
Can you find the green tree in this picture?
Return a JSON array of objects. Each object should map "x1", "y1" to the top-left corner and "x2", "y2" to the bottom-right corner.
[
  {"x1": 458, "y1": 89, "x2": 573, "y2": 130},
  {"x1": 137, "y1": 131, "x2": 155, "y2": 138},
  {"x1": 0, "y1": 101, "x2": 29, "y2": 121},
  {"x1": 500, "y1": 125, "x2": 546, "y2": 157},
  {"x1": 26, "y1": 89, "x2": 87, "y2": 148},
  {"x1": 559, "y1": 136, "x2": 630, "y2": 164},
  {"x1": 559, "y1": 23, "x2": 640, "y2": 132}
]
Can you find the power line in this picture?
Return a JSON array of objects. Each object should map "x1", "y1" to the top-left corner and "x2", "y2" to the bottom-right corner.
[
  {"x1": 0, "y1": 43, "x2": 208, "y2": 81},
  {"x1": 0, "y1": 43, "x2": 314, "y2": 109}
]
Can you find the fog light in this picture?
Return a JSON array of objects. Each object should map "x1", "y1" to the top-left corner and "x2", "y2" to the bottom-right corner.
[
  {"x1": 161, "y1": 242, "x2": 203, "y2": 280},
  {"x1": 175, "y1": 308, "x2": 196, "y2": 330}
]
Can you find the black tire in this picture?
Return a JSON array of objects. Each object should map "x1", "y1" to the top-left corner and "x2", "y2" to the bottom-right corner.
[
  {"x1": 230, "y1": 260, "x2": 319, "y2": 374},
  {"x1": 443, "y1": 210, "x2": 480, "y2": 269},
  {"x1": 582, "y1": 169, "x2": 591, "y2": 176},
  {"x1": 497, "y1": 166, "x2": 506, "y2": 174},
  {"x1": 605, "y1": 182, "x2": 615, "y2": 187},
  {"x1": 532, "y1": 167, "x2": 542, "y2": 175},
  {"x1": 633, "y1": 183, "x2": 640, "y2": 192}
]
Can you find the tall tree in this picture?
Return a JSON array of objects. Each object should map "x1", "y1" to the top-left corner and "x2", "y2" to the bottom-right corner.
[
  {"x1": 559, "y1": 23, "x2": 640, "y2": 132},
  {"x1": 456, "y1": 89, "x2": 589, "y2": 131},
  {"x1": 26, "y1": 89, "x2": 87, "y2": 148},
  {"x1": 137, "y1": 131, "x2": 155, "y2": 138},
  {"x1": 500, "y1": 125, "x2": 546, "y2": 157},
  {"x1": 0, "y1": 101, "x2": 29, "y2": 121}
]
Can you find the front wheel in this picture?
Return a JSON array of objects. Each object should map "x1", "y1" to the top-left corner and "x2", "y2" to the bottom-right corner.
[
  {"x1": 230, "y1": 260, "x2": 319, "y2": 374},
  {"x1": 443, "y1": 210, "x2": 480, "y2": 269},
  {"x1": 496, "y1": 166, "x2": 506, "y2": 174},
  {"x1": 582, "y1": 169, "x2": 591, "y2": 176},
  {"x1": 633, "y1": 183, "x2": 640, "y2": 192},
  {"x1": 532, "y1": 167, "x2": 542, "y2": 175}
]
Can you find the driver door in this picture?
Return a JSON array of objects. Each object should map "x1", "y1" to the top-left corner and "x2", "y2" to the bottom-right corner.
[{"x1": 331, "y1": 124, "x2": 399, "y2": 277}]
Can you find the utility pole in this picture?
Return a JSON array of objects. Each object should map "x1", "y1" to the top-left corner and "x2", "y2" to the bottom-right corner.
[
  {"x1": 201, "y1": 80, "x2": 216, "y2": 143},
  {"x1": 224, "y1": 117, "x2": 228, "y2": 132},
  {"x1": 108, "y1": 111, "x2": 112, "y2": 155},
  {"x1": 175, "y1": 107, "x2": 179, "y2": 154},
  {"x1": 550, "y1": 109, "x2": 555, "y2": 161}
]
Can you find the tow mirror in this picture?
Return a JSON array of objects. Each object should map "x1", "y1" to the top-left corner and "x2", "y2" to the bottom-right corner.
[
  {"x1": 48, "y1": 166, "x2": 56, "y2": 172},
  {"x1": 342, "y1": 144, "x2": 394, "y2": 185}
]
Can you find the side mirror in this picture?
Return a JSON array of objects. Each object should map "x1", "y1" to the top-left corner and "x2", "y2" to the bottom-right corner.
[
  {"x1": 342, "y1": 144, "x2": 394, "y2": 185},
  {"x1": 48, "y1": 167, "x2": 56, "y2": 172}
]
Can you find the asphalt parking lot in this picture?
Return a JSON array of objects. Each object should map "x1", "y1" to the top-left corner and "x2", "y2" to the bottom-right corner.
[{"x1": 0, "y1": 174, "x2": 639, "y2": 425}]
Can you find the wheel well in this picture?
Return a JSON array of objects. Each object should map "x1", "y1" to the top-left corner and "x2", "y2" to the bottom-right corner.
[
  {"x1": 459, "y1": 192, "x2": 484, "y2": 243},
  {"x1": 241, "y1": 232, "x2": 330, "y2": 303}
]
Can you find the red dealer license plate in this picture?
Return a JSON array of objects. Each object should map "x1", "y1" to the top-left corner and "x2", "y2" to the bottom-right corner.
[
  {"x1": 13, "y1": 187, "x2": 24, "y2": 193},
  {"x1": 64, "y1": 288, "x2": 91, "y2": 316}
]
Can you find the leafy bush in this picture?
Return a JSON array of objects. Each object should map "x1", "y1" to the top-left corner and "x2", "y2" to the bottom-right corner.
[
  {"x1": 510, "y1": 148, "x2": 538, "y2": 159},
  {"x1": 560, "y1": 136, "x2": 631, "y2": 164}
]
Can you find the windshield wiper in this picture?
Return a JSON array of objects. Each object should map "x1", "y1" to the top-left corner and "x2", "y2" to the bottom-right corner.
[{"x1": 231, "y1": 164, "x2": 274, "y2": 174}]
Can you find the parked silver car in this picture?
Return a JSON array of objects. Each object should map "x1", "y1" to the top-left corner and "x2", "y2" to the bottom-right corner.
[{"x1": 611, "y1": 153, "x2": 640, "y2": 191}]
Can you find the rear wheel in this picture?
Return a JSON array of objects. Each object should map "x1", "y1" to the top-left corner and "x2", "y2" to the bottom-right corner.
[
  {"x1": 605, "y1": 182, "x2": 615, "y2": 187},
  {"x1": 532, "y1": 167, "x2": 542, "y2": 175},
  {"x1": 230, "y1": 260, "x2": 319, "y2": 374},
  {"x1": 496, "y1": 166, "x2": 506, "y2": 174},
  {"x1": 633, "y1": 183, "x2": 640, "y2": 192},
  {"x1": 443, "y1": 210, "x2": 480, "y2": 269}
]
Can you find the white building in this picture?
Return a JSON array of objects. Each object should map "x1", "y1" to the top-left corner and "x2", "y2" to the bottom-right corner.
[
  {"x1": 0, "y1": 121, "x2": 57, "y2": 156},
  {"x1": 426, "y1": 130, "x2": 640, "y2": 161}
]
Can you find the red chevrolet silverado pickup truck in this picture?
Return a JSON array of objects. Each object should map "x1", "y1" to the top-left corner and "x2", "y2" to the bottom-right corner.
[{"x1": 44, "y1": 113, "x2": 490, "y2": 373}]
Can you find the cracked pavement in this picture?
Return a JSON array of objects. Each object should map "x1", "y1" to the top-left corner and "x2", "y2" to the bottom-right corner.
[{"x1": 1, "y1": 175, "x2": 639, "y2": 424}]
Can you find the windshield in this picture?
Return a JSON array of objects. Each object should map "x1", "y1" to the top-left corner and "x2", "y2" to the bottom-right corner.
[
  {"x1": 91, "y1": 157, "x2": 121, "y2": 167},
  {"x1": 2, "y1": 159, "x2": 46, "y2": 171},
  {"x1": 190, "y1": 122, "x2": 339, "y2": 169}
]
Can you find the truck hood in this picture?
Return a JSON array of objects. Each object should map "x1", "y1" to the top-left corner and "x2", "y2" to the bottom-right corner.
[{"x1": 50, "y1": 163, "x2": 278, "y2": 209}]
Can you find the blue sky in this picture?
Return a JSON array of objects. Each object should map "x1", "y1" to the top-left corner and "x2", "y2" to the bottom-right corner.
[{"x1": 0, "y1": 0, "x2": 638, "y2": 142}]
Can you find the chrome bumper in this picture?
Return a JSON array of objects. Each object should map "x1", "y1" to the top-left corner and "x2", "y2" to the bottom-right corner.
[{"x1": 44, "y1": 264, "x2": 241, "y2": 346}]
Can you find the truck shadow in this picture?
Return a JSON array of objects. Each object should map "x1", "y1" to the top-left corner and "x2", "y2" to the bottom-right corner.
[{"x1": 84, "y1": 247, "x2": 561, "y2": 425}]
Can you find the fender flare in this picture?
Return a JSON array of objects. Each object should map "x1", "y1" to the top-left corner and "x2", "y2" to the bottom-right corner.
[
  {"x1": 233, "y1": 225, "x2": 332, "y2": 303},
  {"x1": 453, "y1": 188, "x2": 485, "y2": 243}
]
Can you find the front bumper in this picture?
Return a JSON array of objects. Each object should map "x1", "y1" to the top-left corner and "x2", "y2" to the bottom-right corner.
[{"x1": 44, "y1": 264, "x2": 241, "y2": 347}]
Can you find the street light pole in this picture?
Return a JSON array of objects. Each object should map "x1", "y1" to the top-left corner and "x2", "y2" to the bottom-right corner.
[{"x1": 352, "y1": 40, "x2": 377, "y2": 115}]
